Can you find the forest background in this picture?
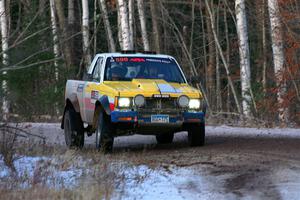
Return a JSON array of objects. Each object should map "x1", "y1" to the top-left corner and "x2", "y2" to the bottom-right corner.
[{"x1": 0, "y1": 0, "x2": 299, "y2": 126}]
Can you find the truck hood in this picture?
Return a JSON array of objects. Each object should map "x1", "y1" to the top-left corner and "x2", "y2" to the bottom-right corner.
[{"x1": 103, "y1": 79, "x2": 202, "y2": 98}]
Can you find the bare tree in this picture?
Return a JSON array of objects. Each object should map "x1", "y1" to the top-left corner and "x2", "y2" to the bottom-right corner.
[
  {"x1": 93, "y1": 0, "x2": 97, "y2": 55},
  {"x1": 223, "y1": 0, "x2": 231, "y2": 112},
  {"x1": 50, "y1": 0, "x2": 59, "y2": 68},
  {"x1": 82, "y1": 0, "x2": 91, "y2": 69},
  {"x1": 68, "y1": 0, "x2": 76, "y2": 57},
  {"x1": 99, "y1": 0, "x2": 116, "y2": 52},
  {"x1": 268, "y1": 0, "x2": 288, "y2": 123},
  {"x1": 205, "y1": 1, "x2": 216, "y2": 110},
  {"x1": 0, "y1": 0, "x2": 9, "y2": 120},
  {"x1": 55, "y1": 0, "x2": 74, "y2": 69},
  {"x1": 137, "y1": 0, "x2": 149, "y2": 51},
  {"x1": 205, "y1": 0, "x2": 242, "y2": 114},
  {"x1": 262, "y1": 0, "x2": 267, "y2": 94},
  {"x1": 216, "y1": 1, "x2": 222, "y2": 112},
  {"x1": 117, "y1": 0, "x2": 132, "y2": 50},
  {"x1": 235, "y1": 0, "x2": 253, "y2": 117},
  {"x1": 49, "y1": 0, "x2": 59, "y2": 115},
  {"x1": 68, "y1": 0, "x2": 75, "y2": 26},
  {"x1": 150, "y1": 0, "x2": 160, "y2": 53}
]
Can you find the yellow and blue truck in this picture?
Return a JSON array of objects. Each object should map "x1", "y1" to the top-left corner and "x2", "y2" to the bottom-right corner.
[{"x1": 61, "y1": 52, "x2": 206, "y2": 152}]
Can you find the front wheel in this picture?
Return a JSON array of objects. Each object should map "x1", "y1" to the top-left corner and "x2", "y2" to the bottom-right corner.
[
  {"x1": 64, "y1": 109, "x2": 84, "y2": 148},
  {"x1": 187, "y1": 123, "x2": 205, "y2": 146},
  {"x1": 95, "y1": 111, "x2": 114, "y2": 153}
]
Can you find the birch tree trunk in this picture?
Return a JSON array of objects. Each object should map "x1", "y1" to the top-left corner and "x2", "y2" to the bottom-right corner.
[
  {"x1": 128, "y1": 0, "x2": 134, "y2": 49},
  {"x1": 268, "y1": 0, "x2": 288, "y2": 123},
  {"x1": 50, "y1": 0, "x2": 59, "y2": 69},
  {"x1": 82, "y1": 0, "x2": 91, "y2": 70},
  {"x1": 117, "y1": 2, "x2": 123, "y2": 50},
  {"x1": 99, "y1": 0, "x2": 116, "y2": 52},
  {"x1": 50, "y1": 0, "x2": 60, "y2": 115},
  {"x1": 0, "y1": 0, "x2": 9, "y2": 120},
  {"x1": 235, "y1": 0, "x2": 252, "y2": 117},
  {"x1": 118, "y1": 0, "x2": 132, "y2": 50},
  {"x1": 137, "y1": 0, "x2": 150, "y2": 51},
  {"x1": 150, "y1": 0, "x2": 160, "y2": 53}
]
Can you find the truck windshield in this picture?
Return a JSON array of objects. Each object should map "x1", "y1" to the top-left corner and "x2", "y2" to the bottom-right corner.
[{"x1": 104, "y1": 57, "x2": 186, "y2": 83}]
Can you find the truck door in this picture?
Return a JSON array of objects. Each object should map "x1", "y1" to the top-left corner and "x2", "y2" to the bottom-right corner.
[{"x1": 82, "y1": 57, "x2": 104, "y2": 123}]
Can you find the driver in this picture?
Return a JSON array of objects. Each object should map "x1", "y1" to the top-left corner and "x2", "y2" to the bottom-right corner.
[{"x1": 111, "y1": 66, "x2": 127, "y2": 81}]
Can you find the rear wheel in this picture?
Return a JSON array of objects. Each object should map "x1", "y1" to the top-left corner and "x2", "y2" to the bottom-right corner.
[
  {"x1": 156, "y1": 133, "x2": 174, "y2": 144},
  {"x1": 64, "y1": 109, "x2": 84, "y2": 148},
  {"x1": 95, "y1": 111, "x2": 114, "y2": 153},
  {"x1": 188, "y1": 123, "x2": 205, "y2": 146}
]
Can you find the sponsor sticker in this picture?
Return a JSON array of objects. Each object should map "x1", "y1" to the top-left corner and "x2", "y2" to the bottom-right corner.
[
  {"x1": 77, "y1": 84, "x2": 84, "y2": 92},
  {"x1": 91, "y1": 90, "x2": 99, "y2": 100}
]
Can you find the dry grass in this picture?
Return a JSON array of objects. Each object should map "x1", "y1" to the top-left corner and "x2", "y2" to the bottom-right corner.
[
  {"x1": 0, "y1": 143, "x2": 146, "y2": 199},
  {"x1": 0, "y1": 186, "x2": 105, "y2": 200}
]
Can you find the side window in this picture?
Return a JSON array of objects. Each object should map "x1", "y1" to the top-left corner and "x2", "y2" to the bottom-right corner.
[{"x1": 92, "y1": 57, "x2": 103, "y2": 81}]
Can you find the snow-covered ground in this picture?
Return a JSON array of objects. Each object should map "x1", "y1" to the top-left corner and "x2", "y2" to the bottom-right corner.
[
  {"x1": 1, "y1": 123, "x2": 300, "y2": 199},
  {"x1": 1, "y1": 154, "x2": 300, "y2": 200},
  {"x1": 0, "y1": 155, "x2": 90, "y2": 189}
]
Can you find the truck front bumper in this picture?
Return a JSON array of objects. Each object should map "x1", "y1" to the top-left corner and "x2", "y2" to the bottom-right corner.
[{"x1": 110, "y1": 111, "x2": 205, "y2": 124}]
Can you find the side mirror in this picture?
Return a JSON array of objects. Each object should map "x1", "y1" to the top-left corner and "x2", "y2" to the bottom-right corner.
[{"x1": 189, "y1": 75, "x2": 201, "y2": 84}]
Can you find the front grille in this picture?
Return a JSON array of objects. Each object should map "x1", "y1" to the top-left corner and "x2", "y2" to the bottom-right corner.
[
  {"x1": 137, "y1": 97, "x2": 182, "y2": 117},
  {"x1": 145, "y1": 98, "x2": 178, "y2": 109}
]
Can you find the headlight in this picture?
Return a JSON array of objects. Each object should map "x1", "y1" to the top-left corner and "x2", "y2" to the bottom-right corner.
[
  {"x1": 178, "y1": 95, "x2": 189, "y2": 107},
  {"x1": 134, "y1": 95, "x2": 145, "y2": 107},
  {"x1": 118, "y1": 97, "x2": 131, "y2": 107},
  {"x1": 189, "y1": 99, "x2": 201, "y2": 109}
]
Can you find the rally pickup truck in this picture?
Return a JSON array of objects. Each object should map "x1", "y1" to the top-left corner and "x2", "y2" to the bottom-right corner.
[{"x1": 61, "y1": 52, "x2": 206, "y2": 152}]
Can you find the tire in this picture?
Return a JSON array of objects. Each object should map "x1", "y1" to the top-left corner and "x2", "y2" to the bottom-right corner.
[
  {"x1": 156, "y1": 133, "x2": 174, "y2": 144},
  {"x1": 95, "y1": 111, "x2": 114, "y2": 153},
  {"x1": 64, "y1": 109, "x2": 84, "y2": 148},
  {"x1": 188, "y1": 123, "x2": 205, "y2": 147}
]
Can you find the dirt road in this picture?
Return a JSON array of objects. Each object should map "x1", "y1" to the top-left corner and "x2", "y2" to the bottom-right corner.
[{"x1": 1, "y1": 124, "x2": 300, "y2": 199}]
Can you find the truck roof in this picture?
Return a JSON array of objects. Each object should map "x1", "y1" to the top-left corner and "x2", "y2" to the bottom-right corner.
[{"x1": 94, "y1": 52, "x2": 174, "y2": 59}]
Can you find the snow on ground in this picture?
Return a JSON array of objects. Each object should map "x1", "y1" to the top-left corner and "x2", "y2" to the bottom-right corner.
[
  {"x1": 0, "y1": 154, "x2": 235, "y2": 200},
  {"x1": 1, "y1": 123, "x2": 300, "y2": 199},
  {"x1": 2, "y1": 154, "x2": 299, "y2": 200},
  {"x1": 117, "y1": 165, "x2": 237, "y2": 200},
  {"x1": 0, "y1": 155, "x2": 90, "y2": 189},
  {"x1": 272, "y1": 168, "x2": 300, "y2": 200},
  {"x1": 207, "y1": 125, "x2": 300, "y2": 138}
]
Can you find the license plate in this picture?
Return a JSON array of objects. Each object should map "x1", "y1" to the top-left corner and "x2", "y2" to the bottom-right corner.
[{"x1": 151, "y1": 115, "x2": 169, "y2": 123}]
